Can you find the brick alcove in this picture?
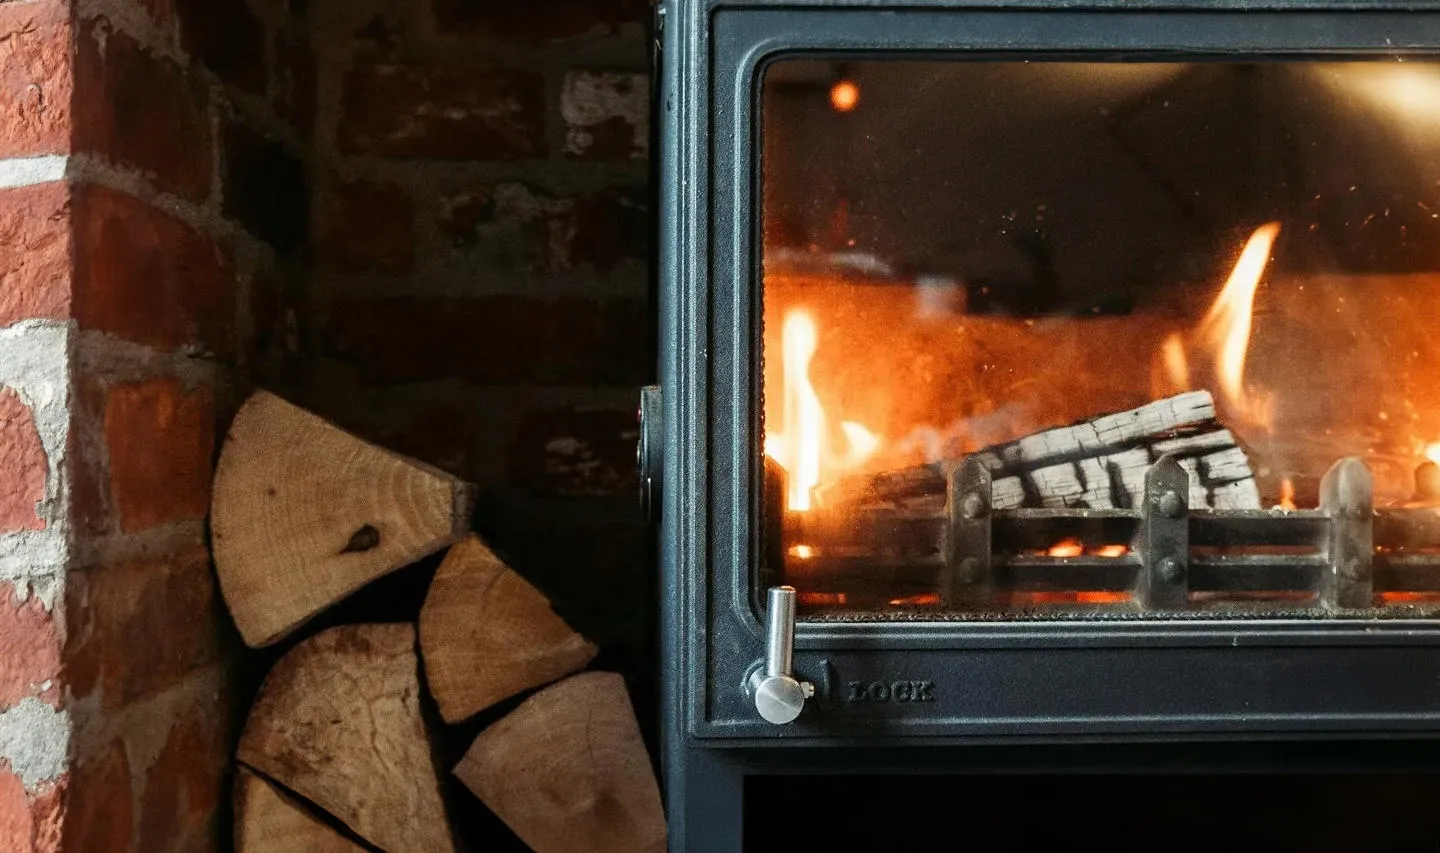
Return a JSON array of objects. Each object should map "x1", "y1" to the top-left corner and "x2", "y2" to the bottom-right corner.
[{"x1": 0, "y1": 0, "x2": 651, "y2": 849}]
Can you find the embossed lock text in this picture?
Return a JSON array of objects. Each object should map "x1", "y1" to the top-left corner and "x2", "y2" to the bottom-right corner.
[{"x1": 846, "y1": 680, "x2": 935, "y2": 703}]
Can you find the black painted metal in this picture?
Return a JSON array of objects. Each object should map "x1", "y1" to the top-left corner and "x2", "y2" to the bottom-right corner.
[{"x1": 655, "y1": 2, "x2": 1440, "y2": 849}]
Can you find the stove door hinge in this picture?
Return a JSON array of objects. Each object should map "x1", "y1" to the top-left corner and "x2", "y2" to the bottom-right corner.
[{"x1": 638, "y1": 385, "x2": 662, "y2": 521}]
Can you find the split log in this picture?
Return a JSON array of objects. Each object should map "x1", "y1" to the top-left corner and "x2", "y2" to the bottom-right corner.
[
  {"x1": 454, "y1": 672, "x2": 666, "y2": 853},
  {"x1": 237, "y1": 624, "x2": 456, "y2": 853},
  {"x1": 234, "y1": 769, "x2": 366, "y2": 853},
  {"x1": 420, "y1": 535, "x2": 598, "y2": 723},
  {"x1": 212, "y1": 391, "x2": 474, "y2": 647},
  {"x1": 830, "y1": 391, "x2": 1261, "y2": 513}
]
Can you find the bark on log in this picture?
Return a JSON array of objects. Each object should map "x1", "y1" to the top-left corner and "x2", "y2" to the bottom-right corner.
[
  {"x1": 420, "y1": 535, "x2": 598, "y2": 723},
  {"x1": 212, "y1": 391, "x2": 474, "y2": 647},
  {"x1": 234, "y1": 769, "x2": 366, "y2": 853},
  {"x1": 237, "y1": 624, "x2": 456, "y2": 853},
  {"x1": 454, "y1": 672, "x2": 666, "y2": 853}
]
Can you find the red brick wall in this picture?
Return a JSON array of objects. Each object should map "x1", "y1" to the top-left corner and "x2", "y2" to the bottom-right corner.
[
  {"x1": 302, "y1": 0, "x2": 653, "y2": 667},
  {"x1": 0, "y1": 0, "x2": 309, "y2": 849},
  {"x1": 0, "y1": 0, "x2": 652, "y2": 849}
]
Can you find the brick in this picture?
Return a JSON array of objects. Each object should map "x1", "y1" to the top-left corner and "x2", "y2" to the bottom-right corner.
[
  {"x1": 324, "y1": 296, "x2": 648, "y2": 386},
  {"x1": 101, "y1": 378, "x2": 213, "y2": 533},
  {"x1": 561, "y1": 71, "x2": 648, "y2": 161},
  {"x1": 338, "y1": 63, "x2": 544, "y2": 160},
  {"x1": 0, "y1": 388, "x2": 46, "y2": 534},
  {"x1": 66, "y1": 548, "x2": 227, "y2": 708},
  {"x1": 315, "y1": 179, "x2": 413, "y2": 274},
  {"x1": 61, "y1": 743, "x2": 130, "y2": 853},
  {"x1": 0, "y1": 583, "x2": 59, "y2": 709},
  {"x1": 509, "y1": 407, "x2": 639, "y2": 497},
  {"x1": 66, "y1": 378, "x2": 108, "y2": 537},
  {"x1": 272, "y1": 24, "x2": 316, "y2": 132},
  {"x1": 72, "y1": 184, "x2": 236, "y2": 358},
  {"x1": 221, "y1": 121, "x2": 307, "y2": 254},
  {"x1": 430, "y1": 0, "x2": 648, "y2": 42},
  {"x1": 0, "y1": 770, "x2": 64, "y2": 853},
  {"x1": 74, "y1": 19, "x2": 212, "y2": 201},
  {"x1": 438, "y1": 182, "x2": 646, "y2": 273},
  {"x1": 0, "y1": 1, "x2": 72, "y2": 158},
  {"x1": 137, "y1": 703, "x2": 227, "y2": 853},
  {"x1": 0, "y1": 182, "x2": 72, "y2": 327},
  {"x1": 177, "y1": 0, "x2": 266, "y2": 94}
]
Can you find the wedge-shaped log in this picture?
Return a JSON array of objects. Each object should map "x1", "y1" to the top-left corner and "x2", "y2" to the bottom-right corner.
[
  {"x1": 421, "y1": 535, "x2": 597, "y2": 723},
  {"x1": 238, "y1": 624, "x2": 456, "y2": 853},
  {"x1": 213, "y1": 391, "x2": 473, "y2": 646},
  {"x1": 234, "y1": 769, "x2": 366, "y2": 853},
  {"x1": 455, "y1": 672, "x2": 665, "y2": 853}
]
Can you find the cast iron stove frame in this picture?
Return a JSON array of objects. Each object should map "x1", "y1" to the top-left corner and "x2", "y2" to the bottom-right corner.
[{"x1": 651, "y1": 2, "x2": 1440, "y2": 849}]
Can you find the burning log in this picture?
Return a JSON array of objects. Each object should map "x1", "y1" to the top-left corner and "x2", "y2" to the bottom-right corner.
[{"x1": 827, "y1": 391, "x2": 1261, "y2": 513}]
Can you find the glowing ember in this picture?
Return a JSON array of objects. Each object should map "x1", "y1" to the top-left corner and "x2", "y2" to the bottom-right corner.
[
  {"x1": 1047, "y1": 539, "x2": 1085, "y2": 558},
  {"x1": 888, "y1": 593, "x2": 943, "y2": 607},
  {"x1": 1093, "y1": 544, "x2": 1129, "y2": 558},
  {"x1": 830, "y1": 80, "x2": 860, "y2": 112},
  {"x1": 789, "y1": 544, "x2": 816, "y2": 560},
  {"x1": 1195, "y1": 222, "x2": 1282, "y2": 423}
]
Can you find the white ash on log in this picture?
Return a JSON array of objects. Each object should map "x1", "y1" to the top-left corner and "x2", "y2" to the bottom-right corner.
[
  {"x1": 420, "y1": 534, "x2": 598, "y2": 724},
  {"x1": 828, "y1": 391, "x2": 1261, "y2": 513},
  {"x1": 455, "y1": 672, "x2": 666, "y2": 853},
  {"x1": 212, "y1": 391, "x2": 475, "y2": 647},
  {"x1": 237, "y1": 623, "x2": 457, "y2": 853}
]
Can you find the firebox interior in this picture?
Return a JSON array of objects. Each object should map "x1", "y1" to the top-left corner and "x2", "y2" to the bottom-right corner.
[{"x1": 759, "y1": 59, "x2": 1440, "y2": 618}]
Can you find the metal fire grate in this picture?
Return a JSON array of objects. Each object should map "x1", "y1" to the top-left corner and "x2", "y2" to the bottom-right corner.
[{"x1": 783, "y1": 455, "x2": 1440, "y2": 616}]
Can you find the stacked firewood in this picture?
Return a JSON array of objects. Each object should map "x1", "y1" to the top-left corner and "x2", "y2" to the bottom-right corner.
[{"x1": 211, "y1": 392, "x2": 665, "y2": 853}]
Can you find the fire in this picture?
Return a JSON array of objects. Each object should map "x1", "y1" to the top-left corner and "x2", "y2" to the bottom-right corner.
[
  {"x1": 1279, "y1": 478, "x2": 1297, "y2": 511},
  {"x1": 766, "y1": 309, "x2": 881, "y2": 510},
  {"x1": 1160, "y1": 333, "x2": 1189, "y2": 392},
  {"x1": 1194, "y1": 222, "x2": 1282, "y2": 422},
  {"x1": 777, "y1": 312, "x2": 824, "y2": 510},
  {"x1": 1427, "y1": 443, "x2": 1440, "y2": 466},
  {"x1": 1047, "y1": 539, "x2": 1085, "y2": 558},
  {"x1": 789, "y1": 545, "x2": 815, "y2": 560}
]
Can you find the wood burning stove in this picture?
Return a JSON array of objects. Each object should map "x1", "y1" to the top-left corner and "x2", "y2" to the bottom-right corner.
[{"x1": 647, "y1": 2, "x2": 1440, "y2": 848}]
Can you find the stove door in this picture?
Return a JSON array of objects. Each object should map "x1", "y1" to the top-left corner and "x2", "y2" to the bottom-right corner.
[{"x1": 667, "y1": 1, "x2": 1440, "y2": 740}]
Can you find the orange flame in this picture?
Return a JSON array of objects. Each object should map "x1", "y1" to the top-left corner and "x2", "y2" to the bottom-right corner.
[
  {"x1": 1196, "y1": 222, "x2": 1281, "y2": 422},
  {"x1": 1427, "y1": 443, "x2": 1440, "y2": 466},
  {"x1": 779, "y1": 312, "x2": 823, "y2": 510},
  {"x1": 1160, "y1": 333, "x2": 1189, "y2": 392},
  {"x1": 766, "y1": 309, "x2": 881, "y2": 510},
  {"x1": 1279, "y1": 478, "x2": 1297, "y2": 511}
]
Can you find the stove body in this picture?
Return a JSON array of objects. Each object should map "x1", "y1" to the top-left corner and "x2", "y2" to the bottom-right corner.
[{"x1": 650, "y1": 2, "x2": 1440, "y2": 849}]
